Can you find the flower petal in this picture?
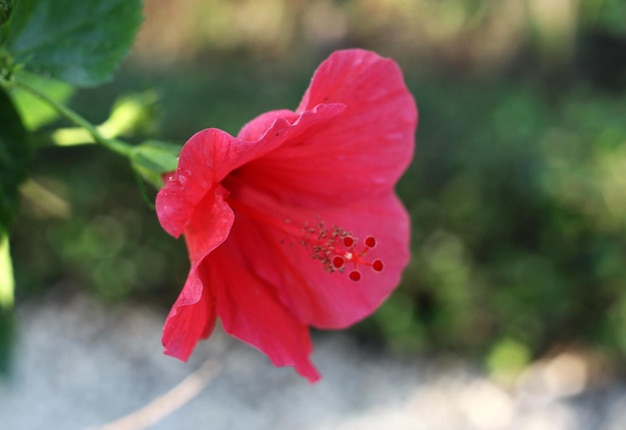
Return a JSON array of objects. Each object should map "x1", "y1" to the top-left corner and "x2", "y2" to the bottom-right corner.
[
  {"x1": 156, "y1": 129, "x2": 234, "y2": 238},
  {"x1": 162, "y1": 263, "x2": 216, "y2": 361},
  {"x1": 237, "y1": 109, "x2": 298, "y2": 141},
  {"x1": 209, "y1": 238, "x2": 321, "y2": 382},
  {"x1": 161, "y1": 185, "x2": 232, "y2": 361},
  {"x1": 235, "y1": 49, "x2": 417, "y2": 207},
  {"x1": 227, "y1": 184, "x2": 410, "y2": 328},
  {"x1": 157, "y1": 103, "x2": 345, "y2": 238},
  {"x1": 277, "y1": 195, "x2": 410, "y2": 328}
]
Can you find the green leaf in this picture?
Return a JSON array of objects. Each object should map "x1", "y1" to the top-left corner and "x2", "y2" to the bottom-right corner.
[
  {"x1": 0, "y1": 85, "x2": 28, "y2": 234},
  {"x1": 0, "y1": 0, "x2": 13, "y2": 28},
  {"x1": 131, "y1": 140, "x2": 181, "y2": 189},
  {"x1": 99, "y1": 90, "x2": 159, "y2": 139},
  {"x1": 5, "y1": 0, "x2": 142, "y2": 86},
  {"x1": 9, "y1": 71, "x2": 73, "y2": 130}
]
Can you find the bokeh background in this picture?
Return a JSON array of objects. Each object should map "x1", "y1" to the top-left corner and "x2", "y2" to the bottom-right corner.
[{"x1": 9, "y1": 0, "x2": 626, "y2": 389}]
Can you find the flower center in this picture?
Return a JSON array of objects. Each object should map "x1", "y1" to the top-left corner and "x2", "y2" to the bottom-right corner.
[
  {"x1": 293, "y1": 218, "x2": 384, "y2": 281},
  {"x1": 228, "y1": 198, "x2": 383, "y2": 281}
]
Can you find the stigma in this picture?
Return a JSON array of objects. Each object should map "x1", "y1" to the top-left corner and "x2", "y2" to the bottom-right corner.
[{"x1": 225, "y1": 196, "x2": 385, "y2": 282}]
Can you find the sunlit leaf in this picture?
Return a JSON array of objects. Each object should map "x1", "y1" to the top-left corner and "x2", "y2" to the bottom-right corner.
[
  {"x1": 0, "y1": 234, "x2": 13, "y2": 309},
  {"x1": 0, "y1": 91, "x2": 23, "y2": 377},
  {"x1": 9, "y1": 71, "x2": 74, "y2": 130},
  {"x1": 0, "y1": 188, "x2": 16, "y2": 378}
]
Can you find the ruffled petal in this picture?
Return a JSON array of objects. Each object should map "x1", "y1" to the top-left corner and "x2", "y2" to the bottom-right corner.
[
  {"x1": 162, "y1": 263, "x2": 216, "y2": 361},
  {"x1": 209, "y1": 238, "x2": 321, "y2": 382},
  {"x1": 157, "y1": 103, "x2": 345, "y2": 238},
  {"x1": 237, "y1": 109, "x2": 298, "y2": 141},
  {"x1": 161, "y1": 185, "x2": 233, "y2": 360},
  {"x1": 235, "y1": 49, "x2": 417, "y2": 207},
  {"x1": 227, "y1": 184, "x2": 410, "y2": 328}
]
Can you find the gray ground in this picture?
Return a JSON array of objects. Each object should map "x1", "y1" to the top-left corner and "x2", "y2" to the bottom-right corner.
[{"x1": 1, "y1": 291, "x2": 625, "y2": 430}]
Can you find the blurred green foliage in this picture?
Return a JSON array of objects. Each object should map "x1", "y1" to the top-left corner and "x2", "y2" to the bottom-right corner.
[
  {"x1": 9, "y1": 0, "x2": 626, "y2": 374},
  {"x1": 377, "y1": 78, "x2": 626, "y2": 363}
]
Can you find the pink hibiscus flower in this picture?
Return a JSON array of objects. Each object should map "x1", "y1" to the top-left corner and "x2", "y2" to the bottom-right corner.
[{"x1": 156, "y1": 49, "x2": 417, "y2": 382}]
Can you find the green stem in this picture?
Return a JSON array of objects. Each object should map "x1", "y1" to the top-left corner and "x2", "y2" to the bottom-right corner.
[{"x1": 12, "y1": 77, "x2": 133, "y2": 158}]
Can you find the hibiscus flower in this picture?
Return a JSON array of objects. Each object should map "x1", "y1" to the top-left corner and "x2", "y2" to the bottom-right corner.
[{"x1": 156, "y1": 49, "x2": 417, "y2": 382}]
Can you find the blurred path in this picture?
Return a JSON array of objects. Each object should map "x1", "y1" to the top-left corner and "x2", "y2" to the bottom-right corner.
[{"x1": 1, "y1": 291, "x2": 624, "y2": 430}]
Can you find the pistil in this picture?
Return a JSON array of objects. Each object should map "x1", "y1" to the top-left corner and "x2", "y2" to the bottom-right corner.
[{"x1": 228, "y1": 198, "x2": 383, "y2": 281}]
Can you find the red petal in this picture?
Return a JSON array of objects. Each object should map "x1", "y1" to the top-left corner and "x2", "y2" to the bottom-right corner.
[
  {"x1": 161, "y1": 185, "x2": 232, "y2": 361},
  {"x1": 280, "y1": 195, "x2": 410, "y2": 328},
  {"x1": 236, "y1": 49, "x2": 417, "y2": 207},
  {"x1": 155, "y1": 128, "x2": 277, "y2": 238},
  {"x1": 155, "y1": 129, "x2": 234, "y2": 239},
  {"x1": 209, "y1": 239, "x2": 321, "y2": 382},
  {"x1": 157, "y1": 103, "x2": 344, "y2": 238},
  {"x1": 227, "y1": 185, "x2": 410, "y2": 328},
  {"x1": 162, "y1": 263, "x2": 216, "y2": 361},
  {"x1": 237, "y1": 109, "x2": 298, "y2": 141}
]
